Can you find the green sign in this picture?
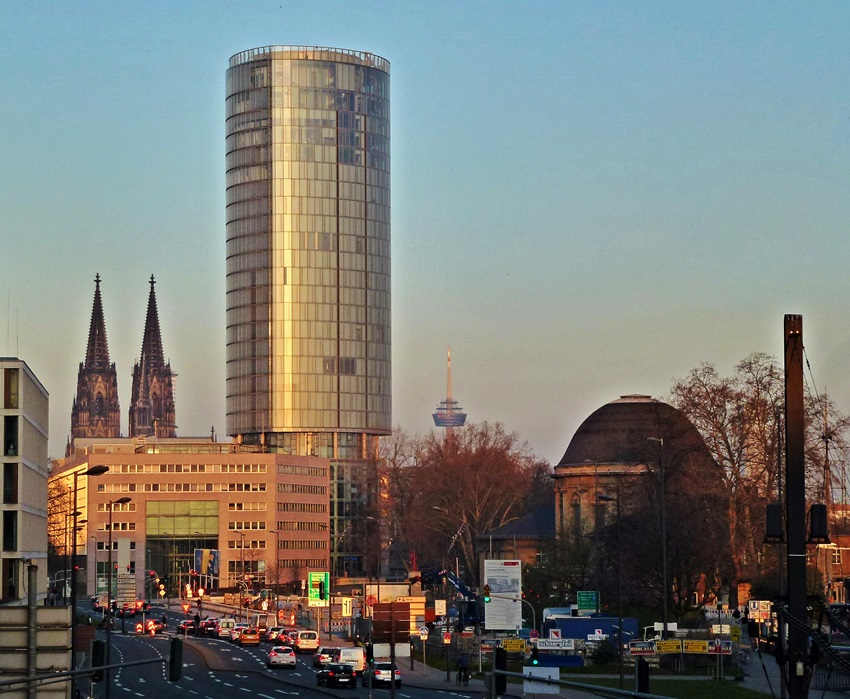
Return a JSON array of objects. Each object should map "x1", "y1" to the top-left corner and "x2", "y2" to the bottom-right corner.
[
  {"x1": 577, "y1": 590, "x2": 598, "y2": 611},
  {"x1": 307, "y1": 571, "x2": 330, "y2": 607}
]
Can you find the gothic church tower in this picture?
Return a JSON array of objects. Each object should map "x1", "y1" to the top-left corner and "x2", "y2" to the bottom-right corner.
[
  {"x1": 129, "y1": 276, "x2": 176, "y2": 438},
  {"x1": 69, "y1": 274, "x2": 121, "y2": 451}
]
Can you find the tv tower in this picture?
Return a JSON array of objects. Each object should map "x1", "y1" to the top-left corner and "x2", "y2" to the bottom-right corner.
[{"x1": 433, "y1": 347, "x2": 467, "y2": 429}]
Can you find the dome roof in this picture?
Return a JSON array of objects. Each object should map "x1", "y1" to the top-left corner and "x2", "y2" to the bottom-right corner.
[{"x1": 557, "y1": 394, "x2": 713, "y2": 467}]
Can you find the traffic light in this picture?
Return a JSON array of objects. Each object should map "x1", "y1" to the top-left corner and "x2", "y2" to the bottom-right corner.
[
  {"x1": 483, "y1": 584, "x2": 491, "y2": 603},
  {"x1": 530, "y1": 646, "x2": 539, "y2": 665},
  {"x1": 366, "y1": 643, "x2": 374, "y2": 665},
  {"x1": 318, "y1": 580, "x2": 325, "y2": 600},
  {"x1": 149, "y1": 570, "x2": 156, "y2": 578}
]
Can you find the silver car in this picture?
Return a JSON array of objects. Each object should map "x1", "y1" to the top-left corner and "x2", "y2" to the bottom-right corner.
[
  {"x1": 267, "y1": 645, "x2": 297, "y2": 668},
  {"x1": 363, "y1": 662, "x2": 401, "y2": 688}
]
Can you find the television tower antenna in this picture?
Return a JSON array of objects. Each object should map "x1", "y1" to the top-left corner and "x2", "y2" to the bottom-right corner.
[{"x1": 433, "y1": 347, "x2": 467, "y2": 432}]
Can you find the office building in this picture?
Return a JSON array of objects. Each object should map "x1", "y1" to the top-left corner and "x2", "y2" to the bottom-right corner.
[
  {"x1": 225, "y1": 46, "x2": 391, "y2": 578},
  {"x1": 0, "y1": 358, "x2": 49, "y2": 605}
]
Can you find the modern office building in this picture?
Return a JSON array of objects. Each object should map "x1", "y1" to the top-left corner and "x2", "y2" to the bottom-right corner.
[
  {"x1": 225, "y1": 46, "x2": 391, "y2": 578},
  {"x1": 51, "y1": 437, "x2": 329, "y2": 599},
  {"x1": 0, "y1": 358, "x2": 49, "y2": 605}
]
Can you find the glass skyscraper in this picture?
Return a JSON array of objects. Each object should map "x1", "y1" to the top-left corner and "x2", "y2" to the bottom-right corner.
[{"x1": 225, "y1": 46, "x2": 391, "y2": 578}]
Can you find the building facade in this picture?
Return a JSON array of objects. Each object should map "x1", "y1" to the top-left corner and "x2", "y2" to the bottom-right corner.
[
  {"x1": 1, "y1": 358, "x2": 49, "y2": 605},
  {"x1": 225, "y1": 46, "x2": 392, "y2": 578},
  {"x1": 51, "y1": 437, "x2": 329, "y2": 600}
]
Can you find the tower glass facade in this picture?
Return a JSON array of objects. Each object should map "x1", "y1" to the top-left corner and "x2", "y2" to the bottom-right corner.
[{"x1": 225, "y1": 46, "x2": 391, "y2": 445}]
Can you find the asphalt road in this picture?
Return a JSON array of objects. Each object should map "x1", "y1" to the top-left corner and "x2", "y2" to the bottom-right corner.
[{"x1": 82, "y1": 607, "x2": 480, "y2": 699}]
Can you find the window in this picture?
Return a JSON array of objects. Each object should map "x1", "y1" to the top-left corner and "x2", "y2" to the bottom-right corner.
[
  {"x1": 3, "y1": 416, "x2": 18, "y2": 456},
  {"x1": 833, "y1": 549, "x2": 842, "y2": 566},
  {"x1": 3, "y1": 511, "x2": 17, "y2": 551},
  {"x1": 3, "y1": 463, "x2": 18, "y2": 504},
  {"x1": 4, "y1": 369, "x2": 18, "y2": 409}
]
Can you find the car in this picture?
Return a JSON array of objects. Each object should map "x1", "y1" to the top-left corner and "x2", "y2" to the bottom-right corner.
[
  {"x1": 200, "y1": 619, "x2": 219, "y2": 636},
  {"x1": 267, "y1": 645, "x2": 297, "y2": 668},
  {"x1": 144, "y1": 618, "x2": 164, "y2": 633},
  {"x1": 316, "y1": 662, "x2": 356, "y2": 687},
  {"x1": 294, "y1": 630, "x2": 319, "y2": 652},
  {"x1": 178, "y1": 620, "x2": 199, "y2": 635},
  {"x1": 363, "y1": 662, "x2": 401, "y2": 688},
  {"x1": 282, "y1": 629, "x2": 298, "y2": 645},
  {"x1": 264, "y1": 626, "x2": 285, "y2": 642},
  {"x1": 313, "y1": 646, "x2": 339, "y2": 667},
  {"x1": 334, "y1": 647, "x2": 365, "y2": 675},
  {"x1": 216, "y1": 618, "x2": 236, "y2": 638},
  {"x1": 230, "y1": 624, "x2": 249, "y2": 642},
  {"x1": 239, "y1": 627, "x2": 261, "y2": 645}
]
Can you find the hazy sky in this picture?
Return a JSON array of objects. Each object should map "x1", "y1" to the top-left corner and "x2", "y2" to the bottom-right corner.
[{"x1": 2, "y1": 1, "x2": 849, "y2": 464}]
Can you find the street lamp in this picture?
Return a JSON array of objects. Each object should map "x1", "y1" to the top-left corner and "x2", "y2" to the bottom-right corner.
[
  {"x1": 105, "y1": 496, "x2": 131, "y2": 699},
  {"x1": 647, "y1": 436, "x2": 668, "y2": 639},
  {"x1": 598, "y1": 491, "x2": 623, "y2": 689},
  {"x1": 271, "y1": 529, "x2": 280, "y2": 601},
  {"x1": 70, "y1": 464, "x2": 108, "y2": 699}
]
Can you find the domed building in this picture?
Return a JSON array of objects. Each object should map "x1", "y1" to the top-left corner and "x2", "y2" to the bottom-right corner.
[{"x1": 551, "y1": 394, "x2": 730, "y2": 611}]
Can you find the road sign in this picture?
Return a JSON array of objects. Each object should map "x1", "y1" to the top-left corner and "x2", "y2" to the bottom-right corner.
[
  {"x1": 502, "y1": 638, "x2": 527, "y2": 652},
  {"x1": 577, "y1": 590, "x2": 598, "y2": 611},
  {"x1": 530, "y1": 629, "x2": 540, "y2": 639},
  {"x1": 442, "y1": 631, "x2": 451, "y2": 645},
  {"x1": 307, "y1": 571, "x2": 330, "y2": 607},
  {"x1": 656, "y1": 640, "x2": 683, "y2": 654},
  {"x1": 536, "y1": 638, "x2": 575, "y2": 650},
  {"x1": 418, "y1": 626, "x2": 429, "y2": 640},
  {"x1": 366, "y1": 595, "x2": 377, "y2": 607}
]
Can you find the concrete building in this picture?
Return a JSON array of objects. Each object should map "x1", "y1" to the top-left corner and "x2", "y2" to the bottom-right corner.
[
  {"x1": 51, "y1": 437, "x2": 329, "y2": 600},
  {"x1": 225, "y1": 46, "x2": 392, "y2": 578},
  {"x1": 0, "y1": 358, "x2": 49, "y2": 605}
]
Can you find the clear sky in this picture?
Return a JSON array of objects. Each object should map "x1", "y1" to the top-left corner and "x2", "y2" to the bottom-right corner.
[{"x1": 2, "y1": 1, "x2": 849, "y2": 464}]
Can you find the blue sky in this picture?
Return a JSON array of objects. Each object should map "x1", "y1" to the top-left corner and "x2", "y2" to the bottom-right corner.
[{"x1": 2, "y1": 1, "x2": 849, "y2": 463}]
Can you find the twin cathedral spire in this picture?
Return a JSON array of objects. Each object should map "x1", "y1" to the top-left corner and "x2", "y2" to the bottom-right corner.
[{"x1": 69, "y1": 274, "x2": 176, "y2": 453}]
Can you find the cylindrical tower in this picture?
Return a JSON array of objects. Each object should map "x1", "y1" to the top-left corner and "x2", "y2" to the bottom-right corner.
[{"x1": 225, "y1": 46, "x2": 391, "y2": 448}]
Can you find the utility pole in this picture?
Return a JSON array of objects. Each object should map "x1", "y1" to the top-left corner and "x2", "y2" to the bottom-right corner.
[{"x1": 784, "y1": 314, "x2": 809, "y2": 699}]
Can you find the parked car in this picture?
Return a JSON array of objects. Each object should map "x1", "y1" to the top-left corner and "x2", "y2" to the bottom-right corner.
[
  {"x1": 313, "y1": 647, "x2": 339, "y2": 667},
  {"x1": 239, "y1": 627, "x2": 261, "y2": 646},
  {"x1": 363, "y1": 662, "x2": 401, "y2": 688},
  {"x1": 230, "y1": 624, "x2": 249, "y2": 642},
  {"x1": 266, "y1": 645, "x2": 297, "y2": 668},
  {"x1": 294, "y1": 630, "x2": 319, "y2": 652},
  {"x1": 316, "y1": 662, "x2": 356, "y2": 687}
]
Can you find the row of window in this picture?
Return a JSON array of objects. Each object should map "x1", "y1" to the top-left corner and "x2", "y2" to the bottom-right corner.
[
  {"x1": 98, "y1": 483, "x2": 268, "y2": 493},
  {"x1": 98, "y1": 522, "x2": 136, "y2": 531},
  {"x1": 227, "y1": 540, "x2": 267, "y2": 549},
  {"x1": 275, "y1": 521, "x2": 327, "y2": 531},
  {"x1": 278, "y1": 503, "x2": 327, "y2": 513},
  {"x1": 111, "y1": 463, "x2": 268, "y2": 474},
  {"x1": 228, "y1": 521, "x2": 267, "y2": 530},
  {"x1": 228, "y1": 502, "x2": 267, "y2": 511},
  {"x1": 278, "y1": 539, "x2": 326, "y2": 550},
  {"x1": 275, "y1": 484, "x2": 326, "y2": 495}
]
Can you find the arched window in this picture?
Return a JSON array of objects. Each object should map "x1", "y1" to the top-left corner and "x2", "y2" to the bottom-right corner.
[
  {"x1": 571, "y1": 493, "x2": 582, "y2": 534},
  {"x1": 94, "y1": 393, "x2": 104, "y2": 417}
]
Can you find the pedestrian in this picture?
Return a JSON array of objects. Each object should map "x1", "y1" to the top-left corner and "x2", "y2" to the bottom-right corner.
[{"x1": 162, "y1": 613, "x2": 167, "y2": 628}]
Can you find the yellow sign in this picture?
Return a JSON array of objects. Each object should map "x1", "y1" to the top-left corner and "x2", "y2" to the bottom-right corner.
[
  {"x1": 683, "y1": 640, "x2": 709, "y2": 654},
  {"x1": 730, "y1": 626, "x2": 741, "y2": 642},
  {"x1": 502, "y1": 639, "x2": 527, "y2": 652},
  {"x1": 656, "y1": 640, "x2": 682, "y2": 654}
]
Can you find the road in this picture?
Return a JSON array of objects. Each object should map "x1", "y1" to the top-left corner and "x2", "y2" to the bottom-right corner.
[{"x1": 82, "y1": 605, "x2": 482, "y2": 699}]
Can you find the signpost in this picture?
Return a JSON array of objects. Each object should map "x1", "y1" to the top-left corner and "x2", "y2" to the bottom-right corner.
[{"x1": 577, "y1": 590, "x2": 598, "y2": 613}]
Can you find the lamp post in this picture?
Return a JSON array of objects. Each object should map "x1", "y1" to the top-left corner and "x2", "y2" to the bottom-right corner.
[
  {"x1": 272, "y1": 529, "x2": 280, "y2": 602},
  {"x1": 70, "y1": 464, "x2": 108, "y2": 699},
  {"x1": 105, "y1": 496, "x2": 131, "y2": 699},
  {"x1": 239, "y1": 531, "x2": 246, "y2": 620},
  {"x1": 647, "y1": 437, "x2": 668, "y2": 639},
  {"x1": 598, "y1": 491, "x2": 623, "y2": 689}
]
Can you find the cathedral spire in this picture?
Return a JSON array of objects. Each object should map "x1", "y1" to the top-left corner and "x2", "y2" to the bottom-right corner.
[
  {"x1": 139, "y1": 275, "x2": 165, "y2": 371},
  {"x1": 129, "y1": 275, "x2": 176, "y2": 438},
  {"x1": 85, "y1": 273, "x2": 111, "y2": 370},
  {"x1": 69, "y1": 274, "x2": 121, "y2": 454}
]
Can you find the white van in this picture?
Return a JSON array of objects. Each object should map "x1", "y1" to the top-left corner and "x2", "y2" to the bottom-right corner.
[
  {"x1": 216, "y1": 618, "x2": 236, "y2": 639},
  {"x1": 294, "y1": 630, "x2": 319, "y2": 652},
  {"x1": 334, "y1": 646, "x2": 366, "y2": 675}
]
